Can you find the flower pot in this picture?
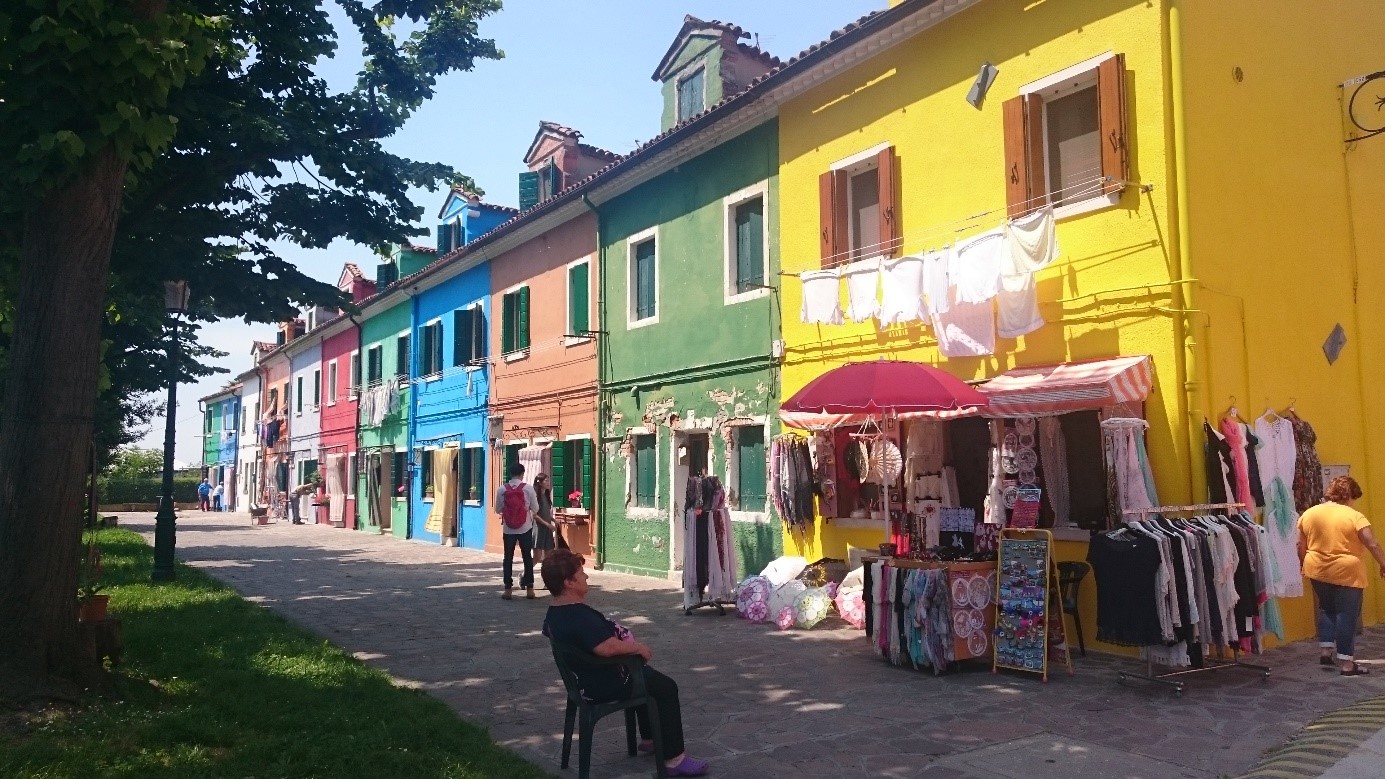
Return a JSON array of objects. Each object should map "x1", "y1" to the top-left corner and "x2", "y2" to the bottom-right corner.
[
  {"x1": 877, "y1": 543, "x2": 897, "y2": 558},
  {"x1": 79, "y1": 594, "x2": 110, "y2": 623}
]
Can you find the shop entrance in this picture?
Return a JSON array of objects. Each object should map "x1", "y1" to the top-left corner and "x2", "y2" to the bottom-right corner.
[{"x1": 670, "y1": 431, "x2": 711, "y2": 572}]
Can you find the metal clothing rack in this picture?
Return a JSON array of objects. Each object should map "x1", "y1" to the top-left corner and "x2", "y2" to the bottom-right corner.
[{"x1": 1114, "y1": 503, "x2": 1271, "y2": 696}]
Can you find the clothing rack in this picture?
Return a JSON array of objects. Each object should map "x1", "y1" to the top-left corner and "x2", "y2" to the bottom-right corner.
[{"x1": 1113, "y1": 506, "x2": 1270, "y2": 695}]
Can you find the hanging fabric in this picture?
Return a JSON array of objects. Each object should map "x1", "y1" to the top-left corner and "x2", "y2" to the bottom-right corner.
[
  {"x1": 843, "y1": 257, "x2": 882, "y2": 323},
  {"x1": 951, "y1": 229, "x2": 1006, "y2": 305},
  {"x1": 1218, "y1": 416, "x2": 1255, "y2": 509},
  {"x1": 1287, "y1": 411, "x2": 1325, "y2": 512},
  {"x1": 1101, "y1": 417, "x2": 1157, "y2": 520},
  {"x1": 1253, "y1": 412, "x2": 1303, "y2": 597},
  {"x1": 326, "y1": 452, "x2": 346, "y2": 526},
  {"x1": 921, "y1": 245, "x2": 952, "y2": 317},
  {"x1": 799, "y1": 269, "x2": 844, "y2": 325},
  {"x1": 878, "y1": 255, "x2": 927, "y2": 327},
  {"x1": 998, "y1": 206, "x2": 1059, "y2": 338},
  {"x1": 682, "y1": 476, "x2": 738, "y2": 609},
  {"x1": 425, "y1": 447, "x2": 458, "y2": 540},
  {"x1": 1038, "y1": 417, "x2": 1070, "y2": 525}
]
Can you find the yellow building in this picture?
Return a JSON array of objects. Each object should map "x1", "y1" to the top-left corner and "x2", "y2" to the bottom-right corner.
[{"x1": 776, "y1": 0, "x2": 1385, "y2": 649}]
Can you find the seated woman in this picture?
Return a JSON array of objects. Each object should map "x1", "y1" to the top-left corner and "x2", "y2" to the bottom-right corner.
[{"x1": 541, "y1": 550, "x2": 709, "y2": 777}]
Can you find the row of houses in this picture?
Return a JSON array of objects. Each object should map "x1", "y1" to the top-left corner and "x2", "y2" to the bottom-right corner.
[{"x1": 200, "y1": 0, "x2": 1385, "y2": 646}]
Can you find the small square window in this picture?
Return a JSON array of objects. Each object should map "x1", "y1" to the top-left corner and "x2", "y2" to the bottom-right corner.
[{"x1": 676, "y1": 69, "x2": 705, "y2": 123}]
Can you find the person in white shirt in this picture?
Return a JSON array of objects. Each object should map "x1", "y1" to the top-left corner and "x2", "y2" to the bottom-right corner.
[{"x1": 496, "y1": 461, "x2": 540, "y2": 599}]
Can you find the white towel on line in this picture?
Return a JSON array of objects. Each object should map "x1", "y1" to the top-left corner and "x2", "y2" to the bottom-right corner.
[
  {"x1": 951, "y1": 229, "x2": 1007, "y2": 305},
  {"x1": 878, "y1": 254, "x2": 927, "y2": 327},
  {"x1": 998, "y1": 207, "x2": 1060, "y2": 338},
  {"x1": 799, "y1": 269, "x2": 844, "y2": 325},
  {"x1": 930, "y1": 276, "x2": 995, "y2": 358},
  {"x1": 843, "y1": 257, "x2": 882, "y2": 323},
  {"x1": 922, "y1": 246, "x2": 952, "y2": 316}
]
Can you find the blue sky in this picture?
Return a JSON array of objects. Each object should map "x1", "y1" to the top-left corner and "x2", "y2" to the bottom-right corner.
[{"x1": 153, "y1": 0, "x2": 886, "y2": 464}]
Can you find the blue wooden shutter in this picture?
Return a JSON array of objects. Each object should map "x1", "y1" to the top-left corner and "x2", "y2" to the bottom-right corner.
[
  {"x1": 518, "y1": 171, "x2": 540, "y2": 211},
  {"x1": 736, "y1": 426, "x2": 767, "y2": 508},
  {"x1": 569, "y1": 263, "x2": 589, "y2": 335},
  {"x1": 501, "y1": 293, "x2": 515, "y2": 354},
  {"x1": 735, "y1": 197, "x2": 765, "y2": 292},
  {"x1": 518, "y1": 286, "x2": 531, "y2": 350},
  {"x1": 580, "y1": 438, "x2": 594, "y2": 510}
]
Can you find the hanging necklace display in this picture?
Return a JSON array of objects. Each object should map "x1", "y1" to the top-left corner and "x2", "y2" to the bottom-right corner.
[{"x1": 992, "y1": 528, "x2": 1074, "y2": 682}]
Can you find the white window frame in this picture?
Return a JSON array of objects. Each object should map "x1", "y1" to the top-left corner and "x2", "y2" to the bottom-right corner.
[
  {"x1": 675, "y1": 65, "x2": 707, "y2": 123},
  {"x1": 364, "y1": 345, "x2": 383, "y2": 388},
  {"x1": 346, "y1": 452, "x2": 355, "y2": 498},
  {"x1": 327, "y1": 360, "x2": 338, "y2": 405},
  {"x1": 723, "y1": 416, "x2": 772, "y2": 523},
  {"x1": 625, "y1": 226, "x2": 660, "y2": 330},
  {"x1": 564, "y1": 255, "x2": 595, "y2": 347},
  {"x1": 421, "y1": 317, "x2": 444, "y2": 380},
  {"x1": 462, "y1": 441, "x2": 484, "y2": 506},
  {"x1": 348, "y1": 350, "x2": 361, "y2": 398},
  {"x1": 626, "y1": 427, "x2": 661, "y2": 519},
  {"x1": 295, "y1": 376, "x2": 304, "y2": 416},
  {"x1": 723, "y1": 180, "x2": 771, "y2": 305},
  {"x1": 500, "y1": 283, "x2": 530, "y2": 363},
  {"x1": 1018, "y1": 51, "x2": 1121, "y2": 221}
]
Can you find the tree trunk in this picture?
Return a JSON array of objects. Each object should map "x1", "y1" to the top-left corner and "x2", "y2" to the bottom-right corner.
[{"x1": 0, "y1": 146, "x2": 129, "y2": 701}]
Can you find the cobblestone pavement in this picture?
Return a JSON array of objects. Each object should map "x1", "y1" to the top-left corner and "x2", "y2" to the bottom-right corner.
[{"x1": 124, "y1": 512, "x2": 1385, "y2": 778}]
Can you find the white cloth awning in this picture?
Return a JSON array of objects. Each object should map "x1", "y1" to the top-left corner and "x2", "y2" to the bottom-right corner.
[{"x1": 978, "y1": 355, "x2": 1153, "y2": 417}]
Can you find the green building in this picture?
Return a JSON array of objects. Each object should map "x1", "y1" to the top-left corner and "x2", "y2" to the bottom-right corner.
[{"x1": 598, "y1": 19, "x2": 783, "y2": 579}]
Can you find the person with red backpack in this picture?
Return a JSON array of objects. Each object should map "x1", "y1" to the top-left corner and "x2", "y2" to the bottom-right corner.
[{"x1": 496, "y1": 461, "x2": 540, "y2": 599}]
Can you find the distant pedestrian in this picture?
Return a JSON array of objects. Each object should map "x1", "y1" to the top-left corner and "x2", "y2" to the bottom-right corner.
[
  {"x1": 496, "y1": 461, "x2": 538, "y2": 600},
  {"x1": 212, "y1": 482, "x2": 224, "y2": 511},
  {"x1": 1298, "y1": 475, "x2": 1385, "y2": 675},
  {"x1": 533, "y1": 473, "x2": 558, "y2": 568},
  {"x1": 197, "y1": 479, "x2": 212, "y2": 511}
]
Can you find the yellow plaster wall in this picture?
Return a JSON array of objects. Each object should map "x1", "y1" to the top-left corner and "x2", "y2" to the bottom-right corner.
[
  {"x1": 777, "y1": 0, "x2": 1185, "y2": 569},
  {"x1": 1179, "y1": 0, "x2": 1385, "y2": 635}
]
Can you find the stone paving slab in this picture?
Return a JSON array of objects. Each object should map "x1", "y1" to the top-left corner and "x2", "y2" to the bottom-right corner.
[{"x1": 125, "y1": 511, "x2": 1385, "y2": 778}]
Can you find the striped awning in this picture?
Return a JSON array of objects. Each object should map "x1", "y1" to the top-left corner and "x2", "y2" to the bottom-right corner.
[{"x1": 977, "y1": 355, "x2": 1153, "y2": 417}]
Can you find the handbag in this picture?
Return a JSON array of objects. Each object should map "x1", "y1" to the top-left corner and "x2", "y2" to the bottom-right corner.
[{"x1": 556, "y1": 524, "x2": 570, "y2": 550}]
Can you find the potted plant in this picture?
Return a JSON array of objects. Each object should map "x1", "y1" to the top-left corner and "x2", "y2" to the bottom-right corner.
[
  {"x1": 424, "y1": 485, "x2": 435, "y2": 499},
  {"x1": 77, "y1": 525, "x2": 108, "y2": 622},
  {"x1": 467, "y1": 486, "x2": 478, "y2": 502},
  {"x1": 568, "y1": 490, "x2": 583, "y2": 509}
]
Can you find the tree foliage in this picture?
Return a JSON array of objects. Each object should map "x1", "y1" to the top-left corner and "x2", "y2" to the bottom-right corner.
[
  {"x1": 0, "y1": 0, "x2": 504, "y2": 701},
  {"x1": 102, "y1": 447, "x2": 164, "y2": 481}
]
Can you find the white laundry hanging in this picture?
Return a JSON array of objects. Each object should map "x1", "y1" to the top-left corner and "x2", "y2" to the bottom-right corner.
[
  {"x1": 922, "y1": 246, "x2": 953, "y2": 316},
  {"x1": 951, "y1": 229, "x2": 1006, "y2": 305},
  {"x1": 998, "y1": 207, "x2": 1060, "y2": 338},
  {"x1": 878, "y1": 254, "x2": 927, "y2": 327},
  {"x1": 799, "y1": 269, "x2": 844, "y2": 325},
  {"x1": 843, "y1": 257, "x2": 882, "y2": 323}
]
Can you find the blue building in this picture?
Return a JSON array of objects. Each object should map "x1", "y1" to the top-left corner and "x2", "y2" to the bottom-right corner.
[{"x1": 408, "y1": 190, "x2": 514, "y2": 547}]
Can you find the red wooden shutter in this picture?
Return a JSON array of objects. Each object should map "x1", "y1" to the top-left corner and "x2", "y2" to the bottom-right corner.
[
  {"x1": 818, "y1": 170, "x2": 837, "y2": 268},
  {"x1": 1002, "y1": 94, "x2": 1046, "y2": 218},
  {"x1": 1097, "y1": 54, "x2": 1128, "y2": 195},
  {"x1": 875, "y1": 145, "x2": 897, "y2": 257}
]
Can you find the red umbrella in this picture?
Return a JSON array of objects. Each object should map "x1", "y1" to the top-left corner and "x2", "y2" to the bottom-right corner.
[{"x1": 781, "y1": 360, "x2": 987, "y2": 427}]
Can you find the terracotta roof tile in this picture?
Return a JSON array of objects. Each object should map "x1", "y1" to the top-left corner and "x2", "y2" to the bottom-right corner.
[{"x1": 341, "y1": 263, "x2": 364, "y2": 279}]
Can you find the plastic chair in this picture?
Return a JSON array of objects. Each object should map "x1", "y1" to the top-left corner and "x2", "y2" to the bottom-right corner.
[
  {"x1": 1056, "y1": 561, "x2": 1090, "y2": 657},
  {"x1": 550, "y1": 641, "x2": 666, "y2": 779}
]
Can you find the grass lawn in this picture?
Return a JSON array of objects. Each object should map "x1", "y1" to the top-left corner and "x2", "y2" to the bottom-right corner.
[{"x1": 1, "y1": 528, "x2": 550, "y2": 778}]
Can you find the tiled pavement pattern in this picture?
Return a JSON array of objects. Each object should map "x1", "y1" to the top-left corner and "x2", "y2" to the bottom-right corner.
[
  {"x1": 1238, "y1": 694, "x2": 1385, "y2": 779},
  {"x1": 125, "y1": 512, "x2": 1385, "y2": 778}
]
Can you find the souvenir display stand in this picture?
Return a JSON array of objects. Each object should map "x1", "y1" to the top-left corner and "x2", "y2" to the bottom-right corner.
[
  {"x1": 863, "y1": 556, "x2": 998, "y2": 668},
  {"x1": 993, "y1": 529, "x2": 1073, "y2": 682},
  {"x1": 1112, "y1": 503, "x2": 1271, "y2": 696}
]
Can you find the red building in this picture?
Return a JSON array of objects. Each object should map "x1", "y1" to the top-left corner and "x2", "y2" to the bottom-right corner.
[{"x1": 318, "y1": 263, "x2": 376, "y2": 528}]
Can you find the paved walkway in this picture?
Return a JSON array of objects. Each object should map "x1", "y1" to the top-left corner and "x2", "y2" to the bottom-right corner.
[{"x1": 124, "y1": 511, "x2": 1385, "y2": 778}]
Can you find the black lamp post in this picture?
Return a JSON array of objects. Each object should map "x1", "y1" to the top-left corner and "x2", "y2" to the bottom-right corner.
[{"x1": 152, "y1": 280, "x2": 190, "y2": 583}]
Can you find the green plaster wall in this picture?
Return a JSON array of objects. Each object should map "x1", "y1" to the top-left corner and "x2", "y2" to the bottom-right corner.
[
  {"x1": 659, "y1": 37, "x2": 726, "y2": 132},
  {"x1": 597, "y1": 119, "x2": 781, "y2": 579},
  {"x1": 357, "y1": 299, "x2": 411, "y2": 536}
]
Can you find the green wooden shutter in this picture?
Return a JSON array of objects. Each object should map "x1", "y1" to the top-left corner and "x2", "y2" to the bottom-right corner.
[
  {"x1": 735, "y1": 197, "x2": 765, "y2": 292},
  {"x1": 501, "y1": 293, "x2": 515, "y2": 354},
  {"x1": 505, "y1": 443, "x2": 522, "y2": 474},
  {"x1": 396, "y1": 334, "x2": 409, "y2": 380},
  {"x1": 580, "y1": 438, "x2": 594, "y2": 510},
  {"x1": 737, "y1": 426, "x2": 767, "y2": 509},
  {"x1": 437, "y1": 224, "x2": 450, "y2": 253},
  {"x1": 453, "y1": 309, "x2": 469, "y2": 366},
  {"x1": 518, "y1": 171, "x2": 540, "y2": 211},
  {"x1": 635, "y1": 435, "x2": 656, "y2": 507},
  {"x1": 550, "y1": 441, "x2": 567, "y2": 504},
  {"x1": 546, "y1": 159, "x2": 562, "y2": 200},
  {"x1": 569, "y1": 263, "x2": 589, "y2": 335},
  {"x1": 518, "y1": 286, "x2": 530, "y2": 350},
  {"x1": 635, "y1": 241, "x2": 656, "y2": 319},
  {"x1": 472, "y1": 305, "x2": 486, "y2": 360}
]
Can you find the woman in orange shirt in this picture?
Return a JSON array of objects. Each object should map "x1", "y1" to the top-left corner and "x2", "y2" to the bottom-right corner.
[{"x1": 1297, "y1": 476, "x2": 1385, "y2": 675}]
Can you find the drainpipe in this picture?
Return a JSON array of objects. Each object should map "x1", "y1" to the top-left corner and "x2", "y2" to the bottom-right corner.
[
  {"x1": 1166, "y1": 0, "x2": 1205, "y2": 501},
  {"x1": 582, "y1": 193, "x2": 606, "y2": 569},
  {"x1": 350, "y1": 314, "x2": 362, "y2": 529},
  {"x1": 406, "y1": 288, "x2": 420, "y2": 539}
]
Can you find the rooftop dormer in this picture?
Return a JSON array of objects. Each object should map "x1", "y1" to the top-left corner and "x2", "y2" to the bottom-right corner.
[
  {"x1": 337, "y1": 263, "x2": 378, "y2": 305},
  {"x1": 436, "y1": 188, "x2": 518, "y2": 255},
  {"x1": 518, "y1": 121, "x2": 620, "y2": 211},
  {"x1": 652, "y1": 16, "x2": 779, "y2": 132}
]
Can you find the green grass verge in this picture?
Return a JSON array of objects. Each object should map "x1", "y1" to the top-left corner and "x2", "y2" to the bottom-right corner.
[{"x1": 1, "y1": 528, "x2": 550, "y2": 779}]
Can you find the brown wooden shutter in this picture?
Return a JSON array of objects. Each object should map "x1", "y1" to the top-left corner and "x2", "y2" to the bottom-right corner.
[
  {"x1": 876, "y1": 145, "x2": 897, "y2": 257},
  {"x1": 1002, "y1": 94, "x2": 1045, "y2": 218},
  {"x1": 831, "y1": 169, "x2": 849, "y2": 265},
  {"x1": 1097, "y1": 53, "x2": 1128, "y2": 195},
  {"x1": 818, "y1": 171, "x2": 837, "y2": 268}
]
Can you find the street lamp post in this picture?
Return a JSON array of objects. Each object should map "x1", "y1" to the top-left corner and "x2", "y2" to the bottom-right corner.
[{"x1": 152, "y1": 280, "x2": 190, "y2": 583}]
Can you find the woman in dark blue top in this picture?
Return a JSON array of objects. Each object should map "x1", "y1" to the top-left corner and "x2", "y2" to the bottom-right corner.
[{"x1": 541, "y1": 550, "x2": 708, "y2": 776}]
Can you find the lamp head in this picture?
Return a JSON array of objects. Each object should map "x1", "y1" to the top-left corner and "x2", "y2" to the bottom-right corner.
[{"x1": 164, "y1": 280, "x2": 190, "y2": 314}]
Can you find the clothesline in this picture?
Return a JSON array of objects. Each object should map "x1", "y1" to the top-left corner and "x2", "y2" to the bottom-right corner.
[{"x1": 805, "y1": 170, "x2": 1133, "y2": 271}]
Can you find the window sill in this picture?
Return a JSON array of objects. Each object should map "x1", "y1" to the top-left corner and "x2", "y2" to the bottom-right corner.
[
  {"x1": 421, "y1": 372, "x2": 443, "y2": 383},
  {"x1": 627, "y1": 314, "x2": 659, "y2": 331},
  {"x1": 627, "y1": 507, "x2": 662, "y2": 520},
  {"x1": 502, "y1": 350, "x2": 529, "y2": 363},
  {"x1": 463, "y1": 500, "x2": 482, "y2": 507},
  {"x1": 724, "y1": 287, "x2": 770, "y2": 306},
  {"x1": 422, "y1": 498, "x2": 435, "y2": 504},
  {"x1": 1053, "y1": 191, "x2": 1122, "y2": 221},
  {"x1": 564, "y1": 336, "x2": 593, "y2": 347},
  {"x1": 327, "y1": 401, "x2": 337, "y2": 407}
]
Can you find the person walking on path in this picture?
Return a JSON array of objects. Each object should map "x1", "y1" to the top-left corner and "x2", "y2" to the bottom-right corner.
[
  {"x1": 541, "y1": 550, "x2": 710, "y2": 776},
  {"x1": 197, "y1": 479, "x2": 212, "y2": 512},
  {"x1": 532, "y1": 473, "x2": 558, "y2": 568},
  {"x1": 212, "y1": 482, "x2": 224, "y2": 512},
  {"x1": 497, "y1": 461, "x2": 539, "y2": 600},
  {"x1": 1298, "y1": 475, "x2": 1385, "y2": 675}
]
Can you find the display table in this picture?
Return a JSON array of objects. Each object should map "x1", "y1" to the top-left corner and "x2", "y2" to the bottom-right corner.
[{"x1": 862, "y1": 557, "x2": 998, "y2": 665}]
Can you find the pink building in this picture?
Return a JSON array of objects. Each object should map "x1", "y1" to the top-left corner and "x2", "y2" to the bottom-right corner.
[{"x1": 318, "y1": 263, "x2": 376, "y2": 529}]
